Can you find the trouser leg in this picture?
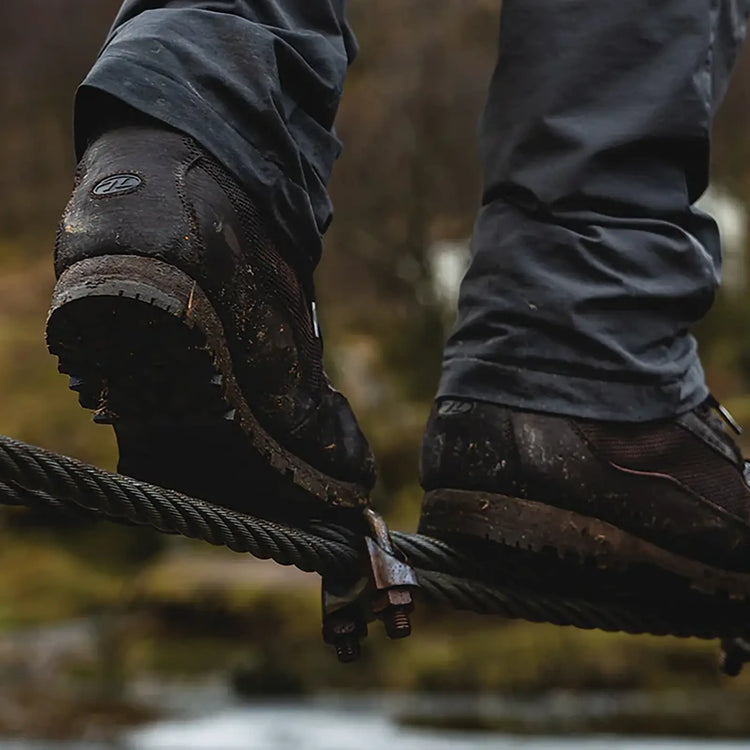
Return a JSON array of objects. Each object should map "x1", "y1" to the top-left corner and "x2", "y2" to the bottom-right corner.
[
  {"x1": 76, "y1": 0, "x2": 356, "y2": 267},
  {"x1": 440, "y1": 0, "x2": 750, "y2": 421}
]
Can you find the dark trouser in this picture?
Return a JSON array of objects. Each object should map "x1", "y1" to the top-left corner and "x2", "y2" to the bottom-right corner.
[{"x1": 77, "y1": 0, "x2": 750, "y2": 421}]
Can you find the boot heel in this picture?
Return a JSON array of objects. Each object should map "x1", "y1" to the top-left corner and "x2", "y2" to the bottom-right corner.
[
  {"x1": 48, "y1": 254, "x2": 200, "y2": 321},
  {"x1": 46, "y1": 254, "x2": 368, "y2": 512},
  {"x1": 46, "y1": 254, "x2": 225, "y2": 420}
]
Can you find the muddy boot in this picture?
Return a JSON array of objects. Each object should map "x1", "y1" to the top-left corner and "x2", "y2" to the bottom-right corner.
[
  {"x1": 47, "y1": 124, "x2": 375, "y2": 520},
  {"x1": 419, "y1": 398, "x2": 750, "y2": 605}
]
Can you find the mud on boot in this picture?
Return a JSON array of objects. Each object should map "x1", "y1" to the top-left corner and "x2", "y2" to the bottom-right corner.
[
  {"x1": 419, "y1": 398, "x2": 750, "y2": 611},
  {"x1": 47, "y1": 124, "x2": 375, "y2": 520}
]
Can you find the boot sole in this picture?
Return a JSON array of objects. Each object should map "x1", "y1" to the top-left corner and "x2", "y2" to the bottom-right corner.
[
  {"x1": 46, "y1": 255, "x2": 369, "y2": 519},
  {"x1": 421, "y1": 489, "x2": 750, "y2": 632}
]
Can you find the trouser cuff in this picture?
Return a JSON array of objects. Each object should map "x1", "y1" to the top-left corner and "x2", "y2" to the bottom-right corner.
[{"x1": 438, "y1": 355, "x2": 709, "y2": 421}]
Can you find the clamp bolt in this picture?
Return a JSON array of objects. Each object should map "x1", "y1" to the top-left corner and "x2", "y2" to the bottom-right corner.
[
  {"x1": 371, "y1": 588, "x2": 414, "y2": 639},
  {"x1": 323, "y1": 613, "x2": 366, "y2": 664},
  {"x1": 384, "y1": 608, "x2": 411, "y2": 639},
  {"x1": 334, "y1": 634, "x2": 361, "y2": 663}
]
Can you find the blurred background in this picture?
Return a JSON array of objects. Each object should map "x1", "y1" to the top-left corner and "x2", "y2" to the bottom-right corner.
[{"x1": 1, "y1": 0, "x2": 750, "y2": 746}]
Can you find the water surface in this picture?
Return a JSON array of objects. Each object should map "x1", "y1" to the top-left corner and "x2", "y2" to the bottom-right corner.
[{"x1": 1, "y1": 696, "x2": 748, "y2": 750}]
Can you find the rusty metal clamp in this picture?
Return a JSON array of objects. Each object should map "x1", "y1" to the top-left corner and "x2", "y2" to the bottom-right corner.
[
  {"x1": 362, "y1": 508, "x2": 419, "y2": 639},
  {"x1": 321, "y1": 508, "x2": 419, "y2": 662}
]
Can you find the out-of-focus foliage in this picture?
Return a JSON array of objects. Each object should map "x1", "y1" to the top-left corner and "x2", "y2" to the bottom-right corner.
[
  {"x1": 0, "y1": 1, "x2": 119, "y2": 246},
  {"x1": 2, "y1": 1, "x2": 750, "y2": 731}
]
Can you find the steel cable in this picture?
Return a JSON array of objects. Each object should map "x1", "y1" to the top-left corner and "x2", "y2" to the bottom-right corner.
[{"x1": 0, "y1": 434, "x2": 747, "y2": 640}]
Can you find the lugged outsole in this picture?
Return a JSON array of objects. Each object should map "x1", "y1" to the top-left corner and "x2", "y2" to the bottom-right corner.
[
  {"x1": 46, "y1": 255, "x2": 369, "y2": 520},
  {"x1": 420, "y1": 489, "x2": 750, "y2": 608}
]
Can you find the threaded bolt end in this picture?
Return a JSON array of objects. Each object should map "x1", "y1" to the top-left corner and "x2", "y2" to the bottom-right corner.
[
  {"x1": 384, "y1": 608, "x2": 412, "y2": 639},
  {"x1": 335, "y1": 636, "x2": 361, "y2": 663}
]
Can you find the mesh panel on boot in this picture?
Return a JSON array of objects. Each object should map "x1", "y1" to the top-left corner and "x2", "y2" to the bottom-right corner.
[
  {"x1": 576, "y1": 421, "x2": 748, "y2": 520},
  {"x1": 187, "y1": 140, "x2": 324, "y2": 395}
]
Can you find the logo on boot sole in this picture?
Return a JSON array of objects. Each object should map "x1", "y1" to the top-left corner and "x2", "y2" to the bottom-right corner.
[{"x1": 92, "y1": 174, "x2": 143, "y2": 196}]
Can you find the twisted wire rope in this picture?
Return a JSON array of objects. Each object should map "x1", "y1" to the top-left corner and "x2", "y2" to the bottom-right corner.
[{"x1": 0, "y1": 434, "x2": 746, "y2": 640}]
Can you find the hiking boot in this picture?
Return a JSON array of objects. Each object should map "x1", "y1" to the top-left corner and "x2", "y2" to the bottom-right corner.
[
  {"x1": 46, "y1": 123, "x2": 375, "y2": 519},
  {"x1": 419, "y1": 398, "x2": 750, "y2": 601}
]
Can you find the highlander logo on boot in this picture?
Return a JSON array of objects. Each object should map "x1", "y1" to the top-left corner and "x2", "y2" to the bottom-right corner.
[{"x1": 93, "y1": 174, "x2": 143, "y2": 196}]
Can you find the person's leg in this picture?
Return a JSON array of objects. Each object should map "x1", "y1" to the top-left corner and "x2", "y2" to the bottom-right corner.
[
  {"x1": 440, "y1": 0, "x2": 750, "y2": 421},
  {"x1": 48, "y1": 1, "x2": 374, "y2": 516},
  {"x1": 421, "y1": 1, "x2": 750, "y2": 590},
  {"x1": 77, "y1": 0, "x2": 356, "y2": 269}
]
